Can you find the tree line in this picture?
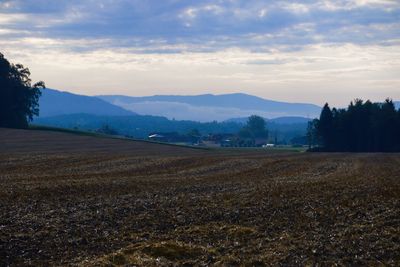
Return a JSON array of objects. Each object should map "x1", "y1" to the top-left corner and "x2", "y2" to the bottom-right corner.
[{"x1": 308, "y1": 99, "x2": 400, "y2": 152}]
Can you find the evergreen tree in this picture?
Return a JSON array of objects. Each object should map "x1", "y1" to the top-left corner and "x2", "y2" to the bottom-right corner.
[
  {"x1": 380, "y1": 99, "x2": 397, "y2": 152},
  {"x1": 317, "y1": 103, "x2": 334, "y2": 151},
  {"x1": 397, "y1": 108, "x2": 400, "y2": 151},
  {"x1": 312, "y1": 99, "x2": 400, "y2": 152},
  {"x1": 306, "y1": 119, "x2": 319, "y2": 149}
]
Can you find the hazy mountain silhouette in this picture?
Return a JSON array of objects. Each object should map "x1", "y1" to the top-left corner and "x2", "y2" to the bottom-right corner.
[
  {"x1": 97, "y1": 93, "x2": 321, "y2": 122},
  {"x1": 35, "y1": 89, "x2": 313, "y2": 141},
  {"x1": 39, "y1": 89, "x2": 135, "y2": 117}
]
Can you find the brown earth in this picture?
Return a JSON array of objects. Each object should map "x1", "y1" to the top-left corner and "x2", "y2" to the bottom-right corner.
[{"x1": 0, "y1": 128, "x2": 399, "y2": 266}]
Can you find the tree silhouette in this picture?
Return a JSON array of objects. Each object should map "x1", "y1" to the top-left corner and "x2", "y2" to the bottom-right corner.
[
  {"x1": 307, "y1": 119, "x2": 319, "y2": 149},
  {"x1": 0, "y1": 53, "x2": 45, "y2": 128},
  {"x1": 96, "y1": 124, "x2": 119, "y2": 135},
  {"x1": 239, "y1": 115, "x2": 268, "y2": 139},
  {"x1": 310, "y1": 99, "x2": 400, "y2": 152},
  {"x1": 318, "y1": 103, "x2": 334, "y2": 150}
]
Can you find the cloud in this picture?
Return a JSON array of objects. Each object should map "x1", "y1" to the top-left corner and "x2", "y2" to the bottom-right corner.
[
  {"x1": 315, "y1": 0, "x2": 399, "y2": 11},
  {"x1": 2, "y1": 39, "x2": 398, "y2": 105},
  {"x1": 0, "y1": 0, "x2": 399, "y2": 105},
  {"x1": 0, "y1": 0, "x2": 398, "y2": 51}
]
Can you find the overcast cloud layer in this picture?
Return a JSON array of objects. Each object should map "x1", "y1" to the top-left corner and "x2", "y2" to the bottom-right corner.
[{"x1": 1, "y1": 0, "x2": 399, "y2": 105}]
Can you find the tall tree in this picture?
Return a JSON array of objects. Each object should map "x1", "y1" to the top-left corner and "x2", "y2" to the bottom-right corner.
[
  {"x1": 240, "y1": 115, "x2": 268, "y2": 139},
  {"x1": 397, "y1": 108, "x2": 400, "y2": 151},
  {"x1": 317, "y1": 103, "x2": 334, "y2": 150},
  {"x1": 306, "y1": 119, "x2": 319, "y2": 149},
  {"x1": 380, "y1": 99, "x2": 397, "y2": 152},
  {"x1": 0, "y1": 53, "x2": 45, "y2": 128}
]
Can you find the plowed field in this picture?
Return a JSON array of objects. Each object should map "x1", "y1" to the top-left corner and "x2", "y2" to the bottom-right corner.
[{"x1": 0, "y1": 128, "x2": 399, "y2": 266}]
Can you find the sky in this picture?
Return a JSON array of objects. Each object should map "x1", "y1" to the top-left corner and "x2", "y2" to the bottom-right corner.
[{"x1": 0, "y1": 0, "x2": 399, "y2": 106}]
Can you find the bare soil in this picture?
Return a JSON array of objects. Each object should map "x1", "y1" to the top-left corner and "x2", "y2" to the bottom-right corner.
[{"x1": 0, "y1": 128, "x2": 399, "y2": 266}]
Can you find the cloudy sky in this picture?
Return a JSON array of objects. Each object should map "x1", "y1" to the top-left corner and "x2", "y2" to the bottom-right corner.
[{"x1": 1, "y1": 0, "x2": 399, "y2": 106}]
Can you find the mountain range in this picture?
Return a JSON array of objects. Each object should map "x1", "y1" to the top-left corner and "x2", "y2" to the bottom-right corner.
[
  {"x1": 39, "y1": 89, "x2": 135, "y2": 117},
  {"x1": 38, "y1": 89, "x2": 399, "y2": 122},
  {"x1": 97, "y1": 93, "x2": 322, "y2": 122},
  {"x1": 38, "y1": 88, "x2": 322, "y2": 121},
  {"x1": 34, "y1": 89, "x2": 320, "y2": 142}
]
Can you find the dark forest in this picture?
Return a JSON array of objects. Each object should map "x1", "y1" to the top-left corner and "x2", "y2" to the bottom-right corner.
[{"x1": 309, "y1": 99, "x2": 400, "y2": 152}]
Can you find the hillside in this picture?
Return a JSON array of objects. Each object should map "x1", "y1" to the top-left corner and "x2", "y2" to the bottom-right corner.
[
  {"x1": 39, "y1": 89, "x2": 135, "y2": 117},
  {"x1": 97, "y1": 93, "x2": 321, "y2": 121}
]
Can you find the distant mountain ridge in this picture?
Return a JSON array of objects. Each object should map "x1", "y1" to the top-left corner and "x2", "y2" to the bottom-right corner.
[
  {"x1": 39, "y1": 89, "x2": 135, "y2": 118},
  {"x1": 38, "y1": 89, "x2": 396, "y2": 123},
  {"x1": 35, "y1": 89, "x2": 315, "y2": 142},
  {"x1": 97, "y1": 93, "x2": 320, "y2": 111},
  {"x1": 97, "y1": 93, "x2": 322, "y2": 122}
]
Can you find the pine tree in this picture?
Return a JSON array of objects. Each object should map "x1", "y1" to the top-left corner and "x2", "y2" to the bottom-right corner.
[{"x1": 317, "y1": 103, "x2": 334, "y2": 151}]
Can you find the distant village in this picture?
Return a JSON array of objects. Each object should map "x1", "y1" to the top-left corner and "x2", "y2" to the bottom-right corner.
[
  {"x1": 92, "y1": 115, "x2": 307, "y2": 148},
  {"x1": 146, "y1": 115, "x2": 274, "y2": 147}
]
